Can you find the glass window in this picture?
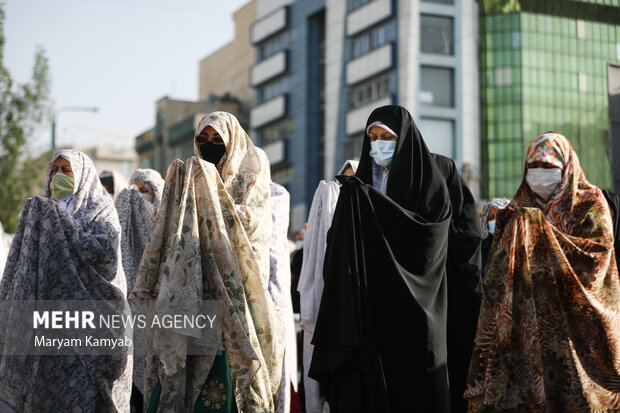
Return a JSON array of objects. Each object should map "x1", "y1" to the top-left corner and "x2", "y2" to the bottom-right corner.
[
  {"x1": 421, "y1": 0, "x2": 453, "y2": 3},
  {"x1": 349, "y1": 0, "x2": 374, "y2": 11},
  {"x1": 259, "y1": 76, "x2": 290, "y2": 103},
  {"x1": 577, "y1": 19, "x2": 586, "y2": 39},
  {"x1": 421, "y1": 15, "x2": 454, "y2": 55},
  {"x1": 420, "y1": 66, "x2": 454, "y2": 107},
  {"x1": 347, "y1": 73, "x2": 392, "y2": 109},
  {"x1": 578, "y1": 73, "x2": 587, "y2": 92},
  {"x1": 495, "y1": 67, "x2": 513, "y2": 86},
  {"x1": 352, "y1": 35, "x2": 370, "y2": 57},
  {"x1": 511, "y1": 31, "x2": 521, "y2": 49},
  {"x1": 418, "y1": 118, "x2": 454, "y2": 158},
  {"x1": 258, "y1": 31, "x2": 291, "y2": 62},
  {"x1": 350, "y1": 22, "x2": 396, "y2": 59},
  {"x1": 260, "y1": 118, "x2": 293, "y2": 146}
]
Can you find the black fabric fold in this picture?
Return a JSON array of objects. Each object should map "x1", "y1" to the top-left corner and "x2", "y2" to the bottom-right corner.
[
  {"x1": 603, "y1": 189, "x2": 620, "y2": 271},
  {"x1": 433, "y1": 154, "x2": 482, "y2": 413}
]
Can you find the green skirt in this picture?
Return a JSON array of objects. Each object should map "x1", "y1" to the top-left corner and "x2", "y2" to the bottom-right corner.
[{"x1": 146, "y1": 352, "x2": 237, "y2": 412}]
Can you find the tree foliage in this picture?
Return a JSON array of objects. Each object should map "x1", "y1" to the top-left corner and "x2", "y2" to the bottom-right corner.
[{"x1": 0, "y1": 5, "x2": 51, "y2": 233}]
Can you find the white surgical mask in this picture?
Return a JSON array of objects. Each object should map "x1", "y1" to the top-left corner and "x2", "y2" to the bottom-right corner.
[
  {"x1": 369, "y1": 140, "x2": 397, "y2": 167},
  {"x1": 526, "y1": 168, "x2": 562, "y2": 201},
  {"x1": 488, "y1": 220, "x2": 496, "y2": 235}
]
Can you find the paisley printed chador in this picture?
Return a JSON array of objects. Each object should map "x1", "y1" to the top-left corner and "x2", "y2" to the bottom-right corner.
[{"x1": 465, "y1": 133, "x2": 620, "y2": 412}]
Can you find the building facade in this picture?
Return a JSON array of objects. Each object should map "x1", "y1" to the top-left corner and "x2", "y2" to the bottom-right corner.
[
  {"x1": 135, "y1": 96, "x2": 243, "y2": 173},
  {"x1": 479, "y1": 0, "x2": 620, "y2": 199},
  {"x1": 68, "y1": 145, "x2": 137, "y2": 180},
  {"x1": 250, "y1": 0, "x2": 479, "y2": 231},
  {"x1": 136, "y1": 2, "x2": 256, "y2": 174},
  {"x1": 199, "y1": 1, "x2": 257, "y2": 107}
]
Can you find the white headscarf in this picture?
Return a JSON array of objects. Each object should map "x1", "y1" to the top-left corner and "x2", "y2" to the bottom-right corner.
[
  {"x1": 194, "y1": 111, "x2": 273, "y2": 279},
  {"x1": 366, "y1": 121, "x2": 399, "y2": 138},
  {"x1": 338, "y1": 159, "x2": 360, "y2": 175}
]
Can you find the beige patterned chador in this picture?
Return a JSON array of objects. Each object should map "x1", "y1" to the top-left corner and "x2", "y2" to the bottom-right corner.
[{"x1": 130, "y1": 112, "x2": 285, "y2": 412}]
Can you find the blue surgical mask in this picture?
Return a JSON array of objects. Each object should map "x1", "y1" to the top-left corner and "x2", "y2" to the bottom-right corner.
[
  {"x1": 369, "y1": 140, "x2": 397, "y2": 167},
  {"x1": 488, "y1": 220, "x2": 496, "y2": 235}
]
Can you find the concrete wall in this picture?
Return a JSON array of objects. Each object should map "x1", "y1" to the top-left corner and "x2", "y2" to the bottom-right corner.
[
  {"x1": 198, "y1": 1, "x2": 256, "y2": 106},
  {"x1": 257, "y1": 0, "x2": 294, "y2": 19},
  {"x1": 70, "y1": 145, "x2": 138, "y2": 180}
]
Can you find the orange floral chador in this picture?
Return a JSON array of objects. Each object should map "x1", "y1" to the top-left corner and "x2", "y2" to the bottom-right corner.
[{"x1": 465, "y1": 133, "x2": 620, "y2": 412}]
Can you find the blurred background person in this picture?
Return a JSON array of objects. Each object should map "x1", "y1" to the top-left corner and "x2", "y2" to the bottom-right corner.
[
  {"x1": 479, "y1": 198, "x2": 510, "y2": 274},
  {"x1": 115, "y1": 168, "x2": 164, "y2": 413},
  {"x1": 100, "y1": 170, "x2": 128, "y2": 202},
  {"x1": 298, "y1": 158, "x2": 358, "y2": 413},
  {"x1": 256, "y1": 147, "x2": 300, "y2": 413}
]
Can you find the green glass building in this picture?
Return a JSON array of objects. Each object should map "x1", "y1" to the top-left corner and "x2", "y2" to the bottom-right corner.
[{"x1": 479, "y1": 0, "x2": 620, "y2": 199}]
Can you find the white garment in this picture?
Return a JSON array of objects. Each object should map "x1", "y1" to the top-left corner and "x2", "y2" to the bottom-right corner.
[
  {"x1": 298, "y1": 180, "x2": 340, "y2": 330},
  {"x1": 298, "y1": 180, "x2": 339, "y2": 413},
  {"x1": 268, "y1": 182, "x2": 298, "y2": 413},
  {"x1": 56, "y1": 195, "x2": 76, "y2": 215},
  {"x1": 0, "y1": 223, "x2": 13, "y2": 281},
  {"x1": 303, "y1": 330, "x2": 330, "y2": 413},
  {"x1": 337, "y1": 159, "x2": 359, "y2": 175}
]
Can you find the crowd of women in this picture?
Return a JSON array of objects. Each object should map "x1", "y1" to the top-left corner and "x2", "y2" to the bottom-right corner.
[{"x1": 0, "y1": 104, "x2": 618, "y2": 412}]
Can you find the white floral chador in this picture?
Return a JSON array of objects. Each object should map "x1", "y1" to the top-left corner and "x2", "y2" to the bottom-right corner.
[
  {"x1": 0, "y1": 149, "x2": 132, "y2": 412},
  {"x1": 130, "y1": 112, "x2": 285, "y2": 412},
  {"x1": 116, "y1": 168, "x2": 165, "y2": 294}
]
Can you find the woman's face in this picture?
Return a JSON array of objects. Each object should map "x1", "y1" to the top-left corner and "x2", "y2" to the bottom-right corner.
[
  {"x1": 196, "y1": 126, "x2": 224, "y2": 146},
  {"x1": 50, "y1": 157, "x2": 73, "y2": 179},
  {"x1": 368, "y1": 125, "x2": 397, "y2": 142},
  {"x1": 136, "y1": 181, "x2": 152, "y2": 196}
]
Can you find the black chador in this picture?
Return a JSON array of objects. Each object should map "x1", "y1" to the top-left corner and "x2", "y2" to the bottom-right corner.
[
  {"x1": 309, "y1": 105, "x2": 452, "y2": 413},
  {"x1": 433, "y1": 154, "x2": 482, "y2": 413}
]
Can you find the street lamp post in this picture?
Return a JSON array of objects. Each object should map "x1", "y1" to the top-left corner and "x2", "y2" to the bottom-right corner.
[{"x1": 51, "y1": 106, "x2": 99, "y2": 151}]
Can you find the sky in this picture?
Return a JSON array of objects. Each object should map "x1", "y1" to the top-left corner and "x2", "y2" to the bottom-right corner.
[{"x1": 4, "y1": 0, "x2": 249, "y2": 155}]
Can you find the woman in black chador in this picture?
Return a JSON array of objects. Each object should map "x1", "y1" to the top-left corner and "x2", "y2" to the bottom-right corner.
[{"x1": 309, "y1": 105, "x2": 453, "y2": 413}]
